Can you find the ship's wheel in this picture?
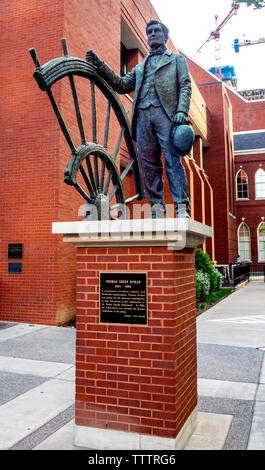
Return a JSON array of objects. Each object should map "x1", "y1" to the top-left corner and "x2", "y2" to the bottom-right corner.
[{"x1": 29, "y1": 38, "x2": 144, "y2": 220}]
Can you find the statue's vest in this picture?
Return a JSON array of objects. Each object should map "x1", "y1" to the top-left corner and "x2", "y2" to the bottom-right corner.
[{"x1": 137, "y1": 56, "x2": 161, "y2": 109}]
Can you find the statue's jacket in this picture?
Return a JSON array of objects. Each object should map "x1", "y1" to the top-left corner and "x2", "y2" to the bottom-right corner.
[{"x1": 97, "y1": 49, "x2": 191, "y2": 141}]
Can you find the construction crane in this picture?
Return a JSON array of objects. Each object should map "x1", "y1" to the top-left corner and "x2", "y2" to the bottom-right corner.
[
  {"x1": 234, "y1": 37, "x2": 265, "y2": 52},
  {"x1": 194, "y1": 2, "x2": 240, "y2": 78}
]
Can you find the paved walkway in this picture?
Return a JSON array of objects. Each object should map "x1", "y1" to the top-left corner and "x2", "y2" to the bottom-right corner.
[
  {"x1": 0, "y1": 281, "x2": 264, "y2": 450},
  {"x1": 191, "y1": 281, "x2": 265, "y2": 450}
]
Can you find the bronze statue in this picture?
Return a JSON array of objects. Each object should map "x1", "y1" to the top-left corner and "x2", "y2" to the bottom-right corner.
[{"x1": 86, "y1": 20, "x2": 192, "y2": 218}]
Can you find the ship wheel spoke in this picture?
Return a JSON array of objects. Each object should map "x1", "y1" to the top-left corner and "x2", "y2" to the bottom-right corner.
[
  {"x1": 79, "y1": 164, "x2": 95, "y2": 196},
  {"x1": 103, "y1": 100, "x2": 112, "y2": 148},
  {"x1": 120, "y1": 159, "x2": 135, "y2": 182},
  {"x1": 74, "y1": 181, "x2": 93, "y2": 203},
  {"x1": 46, "y1": 87, "x2": 76, "y2": 155},
  {"x1": 104, "y1": 168, "x2": 114, "y2": 196},
  {"x1": 85, "y1": 157, "x2": 97, "y2": 194},
  {"x1": 90, "y1": 81, "x2": 97, "y2": 144},
  {"x1": 109, "y1": 185, "x2": 119, "y2": 201},
  {"x1": 69, "y1": 73, "x2": 86, "y2": 145},
  {"x1": 94, "y1": 153, "x2": 99, "y2": 189},
  {"x1": 99, "y1": 159, "x2": 107, "y2": 193}
]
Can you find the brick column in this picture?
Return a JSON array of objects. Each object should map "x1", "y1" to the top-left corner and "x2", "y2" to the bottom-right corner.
[{"x1": 53, "y1": 218, "x2": 212, "y2": 449}]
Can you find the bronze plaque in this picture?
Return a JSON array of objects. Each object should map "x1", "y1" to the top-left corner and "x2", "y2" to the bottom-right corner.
[{"x1": 100, "y1": 272, "x2": 147, "y2": 325}]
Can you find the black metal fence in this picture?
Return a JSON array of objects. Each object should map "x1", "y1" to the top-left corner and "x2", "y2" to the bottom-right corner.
[
  {"x1": 215, "y1": 262, "x2": 265, "y2": 287},
  {"x1": 229, "y1": 262, "x2": 249, "y2": 286},
  {"x1": 249, "y1": 264, "x2": 265, "y2": 282}
]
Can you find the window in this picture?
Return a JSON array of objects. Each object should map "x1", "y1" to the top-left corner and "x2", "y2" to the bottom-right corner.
[
  {"x1": 120, "y1": 17, "x2": 146, "y2": 77},
  {"x1": 255, "y1": 168, "x2": 265, "y2": 199},
  {"x1": 238, "y1": 222, "x2": 251, "y2": 261},
  {"x1": 120, "y1": 42, "x2": 128, "y2": 77},
  {"x1": 257, "y1": 222, "x2": 265, "y2": 262},
  {"x1": 236, "y1": 169, "x2": 249, "y2": 199}
]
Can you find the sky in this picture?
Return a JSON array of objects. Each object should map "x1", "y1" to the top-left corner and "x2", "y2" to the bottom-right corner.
[{"x1": 150, "y1": 0, "x2": 265, "y2": 90}]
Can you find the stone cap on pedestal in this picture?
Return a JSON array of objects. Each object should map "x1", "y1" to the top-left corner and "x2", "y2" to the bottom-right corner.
[{"x1": 52, "y1": 218, "x2": 212, "y2": 249}]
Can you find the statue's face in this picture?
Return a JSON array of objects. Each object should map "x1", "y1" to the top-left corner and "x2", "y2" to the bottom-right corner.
[{"x1": 147, "y1": 23, "x2": 165, "y2": 49}]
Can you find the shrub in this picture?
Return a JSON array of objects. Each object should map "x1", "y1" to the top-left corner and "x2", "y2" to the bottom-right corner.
[
  {"x1": 205, "y1": 288, "x2": 231, "y2": 305},
  {"x1": 196, "y1": 270, "x2": 210, "y2": 301},
  {"x1": 195, "y1": 248, "x2": 219, "y2": 293},
  {"x1": 215, "y1": 270, "x2": 224, "y2": 289}
]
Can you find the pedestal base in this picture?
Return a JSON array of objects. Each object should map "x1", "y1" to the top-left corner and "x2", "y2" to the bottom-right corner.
[
  {"x1": 74, "y1": 407, "x2": 197, "y2": 450},
  {"x1": 52, "y1": 218, "x2": 212, "y2": 450}
]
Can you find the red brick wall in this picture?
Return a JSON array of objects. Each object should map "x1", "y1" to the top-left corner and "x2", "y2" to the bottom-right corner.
[
  {"x1": 0, "y1": 0, "x2": 64, "y2": 324},
  {"x1": 75, "y1": 246, "x2": 197, "y2": 439},
  {"x1": 194, "y1": 82, "x2": 237, "y2": 264},
  {"x1": 227, "y1": 89, "x2": 265, "y2": 133}
]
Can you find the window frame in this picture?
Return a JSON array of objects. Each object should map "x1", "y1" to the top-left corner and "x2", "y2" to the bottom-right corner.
[
  {"x1": 120, "y1": 42, "x2": 128, "y2": 77},
  {"x1": 238, "y1": 222, "x2": 251, "y2": 262},
  {"x1": 255, "y1": 168, "x2": 265, "y2": 200},
  {"x1": 257, "y1": 222, "x2": 265, "y2": 262},
  {"x1": 236, "y1": 169, "x2": 249, "y2": 201}
]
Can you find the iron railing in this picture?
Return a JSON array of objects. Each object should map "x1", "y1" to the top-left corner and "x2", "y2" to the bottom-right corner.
[
  {"x1": 230, "y1": 262, "x2": 250, "y2": 286},
  {"x1": 215, "y1": 262, "x2": 265, "y2": 286},
  {"x1": 248, "y1": 264, "x2": 265, "y2": 282}
]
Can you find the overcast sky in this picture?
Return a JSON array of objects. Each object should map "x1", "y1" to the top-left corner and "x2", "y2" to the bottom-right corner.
[{"x1": 150, "y1": 0, "x2": 265, "y2": 90}]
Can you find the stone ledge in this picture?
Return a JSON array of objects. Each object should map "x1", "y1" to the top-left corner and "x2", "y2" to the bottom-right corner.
[{"x1": 52, "y1": 218, "x2": 212, "y2": 249}]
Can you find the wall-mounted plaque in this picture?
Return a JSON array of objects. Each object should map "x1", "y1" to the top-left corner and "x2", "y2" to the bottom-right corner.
[
  {"x1": 8, "y1": 243, "x2": 23, "y2": 259},
  {"x1": 8, "y1": 262, "x2": 22, "y2": 274},
  {"x1": 100, "y1": 272, "x2": 147, "y2": 325}
]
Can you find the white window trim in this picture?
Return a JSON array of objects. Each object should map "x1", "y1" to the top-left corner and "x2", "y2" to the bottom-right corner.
[
  {"x1": 257, "y1": 222, "x2": 265, "y2": 262},
  {"x1": 238, "y1": 222, "x2": 252, "y2": 262},
  {"x1": 255, "y1": 168, "x2": 265, "y2": 200},
  {"x1": 234, "y1": 149, "x2": 265, "y2": 156}
]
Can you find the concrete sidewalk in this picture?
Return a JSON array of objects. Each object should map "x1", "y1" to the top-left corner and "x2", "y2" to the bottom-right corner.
[{"x1": 0, "y1": 281, "x2": 264, "y2": 450}]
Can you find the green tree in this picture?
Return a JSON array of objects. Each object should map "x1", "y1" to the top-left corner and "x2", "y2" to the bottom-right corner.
[{"x1": 234, "y1": 0, "x2": 265, "y2": 8}]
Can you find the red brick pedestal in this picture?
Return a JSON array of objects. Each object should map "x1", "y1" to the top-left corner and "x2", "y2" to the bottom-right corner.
[{"x1": 53, "y1": 218, "x2": 212, "y2": 449}]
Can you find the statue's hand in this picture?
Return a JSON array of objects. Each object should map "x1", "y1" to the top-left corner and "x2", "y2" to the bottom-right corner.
[
  {"x1": 173, "y1": 112, "x2": 187, "y2": 125},
  {"x1": 86, "y1": 49, "x2": 102, "y2": 68}
]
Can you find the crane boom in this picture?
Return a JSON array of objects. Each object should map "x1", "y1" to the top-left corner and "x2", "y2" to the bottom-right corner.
[
  {"x1": 195, "y1": 2, "x2": 240, "y2": 55},
  {"x1": 234, "y1": 37, "x2": 265, "y2": 52}
]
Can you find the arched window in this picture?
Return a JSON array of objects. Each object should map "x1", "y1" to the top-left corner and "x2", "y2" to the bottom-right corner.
[
  {"x1": 238, "y1": 222, "x2": 251, "y2": 261},
  {"x1": 255, "y1": 168, "x2": 265, "y2": 199},
  {"x1": 236, "y1": 169, "x2": 249, "y2": 200},
  {"x1": 257, "y1": 222, "x2": 265, "y2": 262}
]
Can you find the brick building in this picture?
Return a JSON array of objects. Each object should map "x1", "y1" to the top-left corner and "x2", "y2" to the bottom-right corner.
[
  {"x1": 228, "y1": 90, "x2": 265, "y2": 266},
  {"x1": 1, "y1": 0, "x2": 264, "y2": 326},
  {"x1": 186, "y1": 57, "x2": 265, "y2": 267}
]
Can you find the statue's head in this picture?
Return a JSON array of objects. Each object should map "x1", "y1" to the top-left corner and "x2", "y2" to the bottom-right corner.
[{"x1": 146, "y1": 20, "x2": 169, "y2": 49}]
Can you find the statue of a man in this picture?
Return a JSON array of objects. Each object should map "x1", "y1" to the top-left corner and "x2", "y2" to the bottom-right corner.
[{"x1": 86, "y1": 20, "x2": 192, "y2": 218}]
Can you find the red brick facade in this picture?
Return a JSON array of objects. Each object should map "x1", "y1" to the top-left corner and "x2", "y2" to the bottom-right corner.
[
  {"x1": 187, "y1": 59, "x2": 265, "y2": 267},
  {"x1": 227, "y1": 90, "x2": 265, "y2": 265},
  {"x1": 0, "y1": 0, "x2": 73, "y2": 325},
  {"x1": 75, "y1": 245, "x2": 197, "y2": 439}
]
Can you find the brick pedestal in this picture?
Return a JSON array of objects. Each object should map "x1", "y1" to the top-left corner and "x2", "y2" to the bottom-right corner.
[{"x1": 53, "y1": 218, "x2": 212, "y2": 449}]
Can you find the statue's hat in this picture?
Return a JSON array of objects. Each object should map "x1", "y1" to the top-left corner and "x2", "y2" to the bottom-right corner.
[{"x1": 169, "y1": 122, "x2": 195, "y2": 157}]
